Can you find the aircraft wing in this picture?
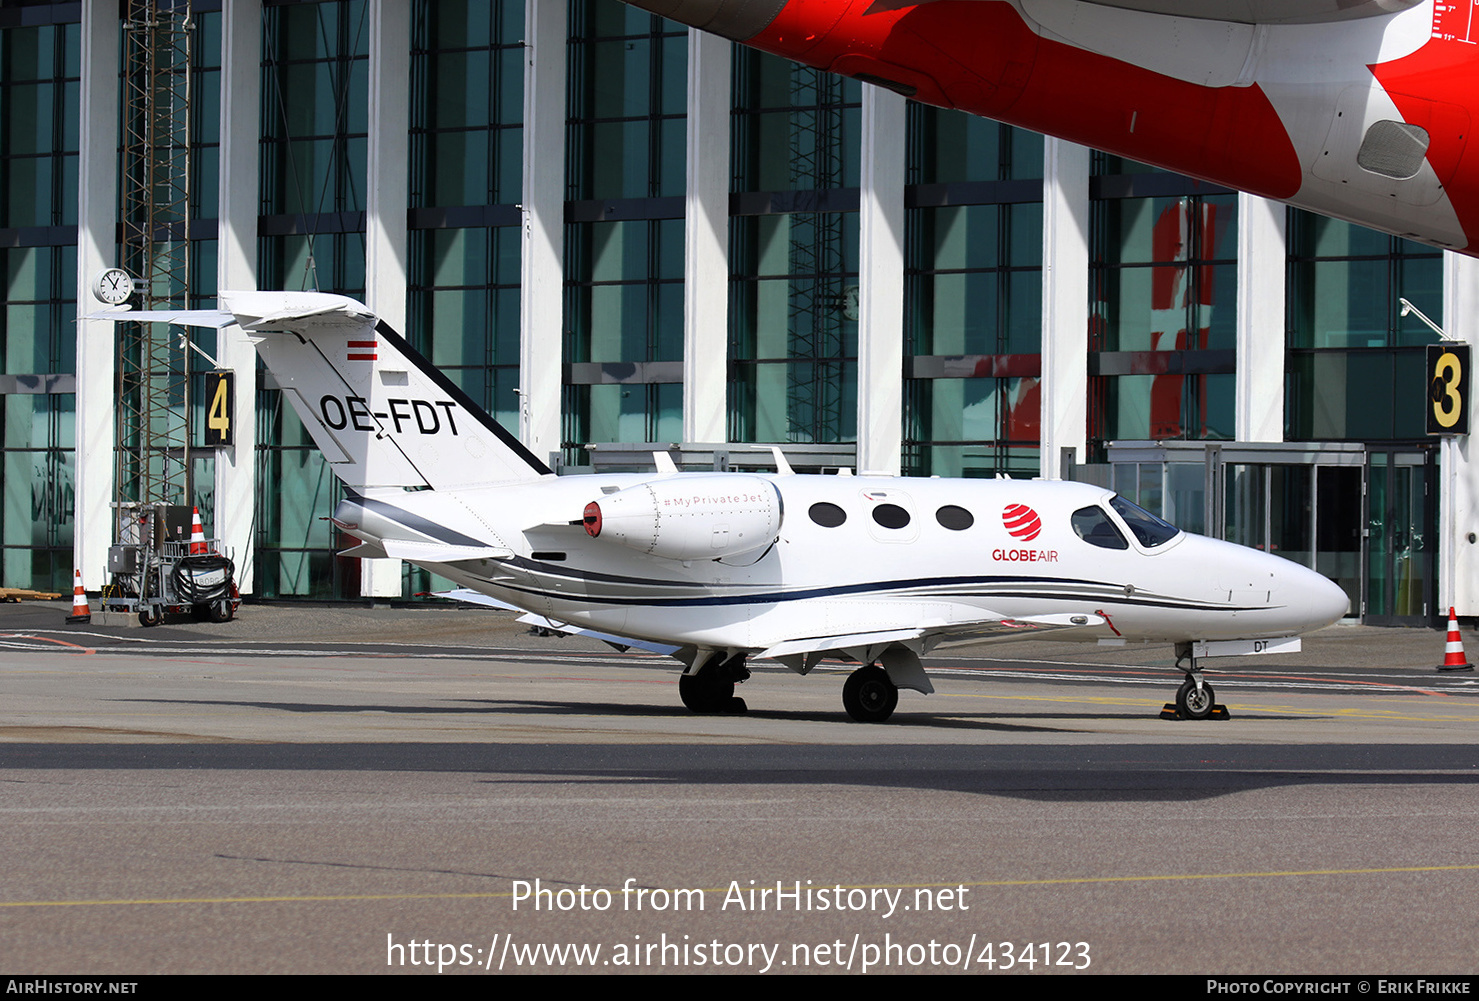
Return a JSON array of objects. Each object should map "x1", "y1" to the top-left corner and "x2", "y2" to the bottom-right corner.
[
  {"x1": 757, "y1": 611, "x2": 1105, "y2": 673},
  {"x1": 434, "y1": 589, "x2": 682, "y2": 655},
  {"x1": 863, "y1": 0, "x2": 1421, "y2": 23}
]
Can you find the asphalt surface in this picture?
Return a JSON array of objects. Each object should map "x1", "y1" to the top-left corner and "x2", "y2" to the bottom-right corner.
[{"x1": 2, "y1": 599, "x2": 1478, "y2": 974}]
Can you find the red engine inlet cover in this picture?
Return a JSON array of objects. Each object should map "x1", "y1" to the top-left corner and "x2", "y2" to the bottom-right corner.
[{"x1": 583, "y1": 501, "x2": 602, "y2": 538}]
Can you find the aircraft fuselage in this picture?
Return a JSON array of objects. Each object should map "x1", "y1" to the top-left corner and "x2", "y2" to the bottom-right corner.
[{"x1": 336, "y1": 474, "x2": 1350, "y2": 653}]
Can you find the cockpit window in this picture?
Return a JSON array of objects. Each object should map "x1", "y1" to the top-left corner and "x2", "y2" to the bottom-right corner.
[
  {"x1": 1109, "y1": 496, "x2": 1181, "y2": 548},
  {"x1": 1071, "y1": 506, "x2": 1129, "y2": 550}
]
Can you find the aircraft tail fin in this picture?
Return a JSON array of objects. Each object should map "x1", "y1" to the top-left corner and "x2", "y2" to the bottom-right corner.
[{"x1": 222, "y1": 291, "x2": 552, "y2": 491}]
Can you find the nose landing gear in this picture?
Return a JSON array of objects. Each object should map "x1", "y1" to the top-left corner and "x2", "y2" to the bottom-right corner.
[{"x1": 1165, "y1": 643, "x2": 1228, "y2": 720}]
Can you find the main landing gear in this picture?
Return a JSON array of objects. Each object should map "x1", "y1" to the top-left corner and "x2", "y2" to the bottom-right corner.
[
  {"x1": 840, "y1": 648, "x2": 930, "y2": 723},
  {"x1": 842, "y1": 666, "x2": 898, "y2": 723},
  {"x1": 1168, "y1": 642, "x2": 1222, "y2": 720},
  {"x1": 679, "y1": 652, "x2": 750, "y2": 714}
]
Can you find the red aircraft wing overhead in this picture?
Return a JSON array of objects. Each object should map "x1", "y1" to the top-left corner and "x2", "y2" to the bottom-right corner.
[
  {"x1": 864, "y1": 0, "x2": 1424, "y2": 23},
  {"x1": 623, "y1": 0, "x2": 1479, "y2": 253}
]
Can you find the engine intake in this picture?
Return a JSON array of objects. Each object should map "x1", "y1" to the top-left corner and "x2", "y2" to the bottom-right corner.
[{"x1": 583, "y1": 475, "x2": 782, "y2": 561}]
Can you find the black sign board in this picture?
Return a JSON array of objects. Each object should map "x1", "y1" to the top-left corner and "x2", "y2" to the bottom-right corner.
[{"x1": 204, "y1": 371, "x2": 234, "y2": 446}]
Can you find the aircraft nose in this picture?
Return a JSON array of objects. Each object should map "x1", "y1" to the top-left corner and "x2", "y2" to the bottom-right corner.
[
  {"x1": 1301, "y1": 567, "x2": 1351, "y2": 629},
  {"x1": 1266, "y1": 554, "x2": 1349, "y2": 631}
]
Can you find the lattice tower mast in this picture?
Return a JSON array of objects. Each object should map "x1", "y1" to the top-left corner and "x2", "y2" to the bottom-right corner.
[
  {"x1": 786, "y1": 65, "x2": 846, "y2": 445},
  {"x1": 116, "y1": 0, "x2": 194, "y2": 509}
]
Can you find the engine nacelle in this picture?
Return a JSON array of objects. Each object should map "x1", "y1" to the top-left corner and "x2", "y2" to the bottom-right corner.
[{"x1": 582, "y1": 475, "x2": 782, "y2": 561}]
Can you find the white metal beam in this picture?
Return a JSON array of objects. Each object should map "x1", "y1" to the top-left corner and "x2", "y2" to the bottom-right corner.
[
  {"x1": 214, "y1": 0, "x2": 262, "y2": 593},
  {"x1": 520, "y1": 0, "x2": 567, "y2": 469},
  {"x1": 1236, "y1": 193, "x2": 1286, "y2": 442},
  {"x1": 73, "y1": 0, "x2": 120, "y2": 587},
  {"x1": 856, "y1": 86, "x2": 907, "y2": 476},
  {"x1": 360, "y1": 0, "x2": 411, "y2": 598},
  {"x1": 682, "y1": 28, "x2": 730, "y2": 445},
  {"x1": 1039, "y1": 137, "x2": 1091, "y2": 479}
]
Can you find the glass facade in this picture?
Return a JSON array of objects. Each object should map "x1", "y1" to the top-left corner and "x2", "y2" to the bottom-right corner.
[
  {"x1": 729, "y1": 49, "x2": 859, "y2": 445},
  {"x1": 564, "y1": 1, "x2": 685, "y2": 456},
  {"x1": 255, "y1": 0, "x2": 368, "y2": 596},
  {"x1": 1285, "y1": 210, "x2": 1444, "y2": 440},
  {"x1": 1089, "y1": 156, "x2": 1238, "y2": 447},
  {"x1": 0, "y1": 11, "x2": 78, "y2": 592},
  {"x1": 904, "y1": 107, "x2": 1042, "y2": 477}
]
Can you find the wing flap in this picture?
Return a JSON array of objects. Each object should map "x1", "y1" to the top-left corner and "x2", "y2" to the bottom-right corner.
[{"x1": 758, "y1": 612, "x2": 1104, "y2": 662}]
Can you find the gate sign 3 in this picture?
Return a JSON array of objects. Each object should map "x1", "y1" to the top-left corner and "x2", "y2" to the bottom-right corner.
[{"x1": 1427, "y1": 345, "x2": 1470, "y2": 436}]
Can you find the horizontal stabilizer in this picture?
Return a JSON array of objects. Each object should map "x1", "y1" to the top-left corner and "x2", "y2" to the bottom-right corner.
[
  {"x1": 379, "y1": 539, "x2": 512, "y2": 563},
  {"x1": 87, "y1": 308, "x2": 234, "y2": 328},
  {"x1": 337, "y1": 541, "x2": 390, "y2": 560}
]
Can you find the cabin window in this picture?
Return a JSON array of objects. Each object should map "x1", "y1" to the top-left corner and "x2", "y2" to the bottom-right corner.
[
  {"x1": 1071, "y1": 506, "x2": 1129, "y2": 550},
  {"x1": 872, "y1": 503, "x2": 911, "y2": 530},
  {"x1": 935, "y1": 505, "x2": 974, "y2": 531},
  {"x1": 1109, "y1": 495, "x2": 1180, "y2": 548},
  {"x1": 808, "y1": 502, "x2": 847, "y2": 527}
]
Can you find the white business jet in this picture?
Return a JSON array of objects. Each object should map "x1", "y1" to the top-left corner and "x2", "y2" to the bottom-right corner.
[{"x1": 105, "y1": 291, "x2": 1349, "y2": 722}]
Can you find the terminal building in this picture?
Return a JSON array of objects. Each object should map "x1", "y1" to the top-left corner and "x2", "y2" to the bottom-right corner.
[{"x1": 3, "y1": 0, "x2": 1476, "y2": 625}]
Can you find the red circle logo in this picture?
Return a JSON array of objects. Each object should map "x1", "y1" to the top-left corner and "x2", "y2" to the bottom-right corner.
[{"x1": 1002, "y1": 503, "x2": 1042, "y2": 541}]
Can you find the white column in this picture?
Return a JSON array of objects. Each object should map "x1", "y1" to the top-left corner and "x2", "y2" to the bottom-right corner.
[
  {"x1": 1235, "y1": 193, "x2": 1286, "y2": 442},
  {"x1": 520, "y1": 0, "x2": 566, "y2": 467},
  {"x1": 1441, "y1": 251, "x2": 1479, "y2": 617},
  {"x1": 359, "y1": 0, "x2": 411, "y2": 598},
  {"x1": 682, "y1": 28, "x2": 729, "y2": 446},
  {"x1": 1039, "y1": 138, "x2": 1090, "y2": 479},
  {"x1": 73, "y1": 0, "x2": 120, "y2": 586},
  {"x1": 214, "y1": 0, "x2": 261, "y2": 593},
  {"x1": 856, "y1": 86, "x2": 906, "y2": 476}
]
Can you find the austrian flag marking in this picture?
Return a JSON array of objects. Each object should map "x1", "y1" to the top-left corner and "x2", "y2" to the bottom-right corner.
[
  {"x1": 347, "y1": 339, "x2": 377, "y2": 362},
  {"x1": 1002, "y1": 503, "x2": 1042, "y2": 541}
]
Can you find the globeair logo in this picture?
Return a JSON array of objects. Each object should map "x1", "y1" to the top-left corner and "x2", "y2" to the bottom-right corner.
[{"x1": 1002, "y1": 504, "x2": 1042, "y2": 541}]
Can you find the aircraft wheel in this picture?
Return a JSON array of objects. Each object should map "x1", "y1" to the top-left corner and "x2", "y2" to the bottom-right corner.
[
  {"x1": 1175, "y1": 677, "x2": 1216, "y2": 720},
  {"x1": 843, "y1": 665, "x2": 898, "y2": 723},
  {"x1": 210, "y1": 599, "x2": 234, "y2": 623},
  {"x1": 679, "y1": 668, "x2": 734, "y2": 714},
  {"x1": 138, "y1": 607, "x2": 161, "y2": 627}
]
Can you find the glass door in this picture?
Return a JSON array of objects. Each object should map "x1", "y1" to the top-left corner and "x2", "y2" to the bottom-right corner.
[{"x1": 1364, "y1": 449, "x2": 1435, "y2": 625}]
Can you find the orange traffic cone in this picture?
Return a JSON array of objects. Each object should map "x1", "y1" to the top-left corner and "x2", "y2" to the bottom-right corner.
[
  {"x1": 65, "y1": 569, "x2": 90, "y2": 624},
  {"x1": 189, "y1": 507, "x2": 208, "y2": 554},
  {"x1": 1437, "y1": 607, "x2": 1475, "y2": 672}
]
